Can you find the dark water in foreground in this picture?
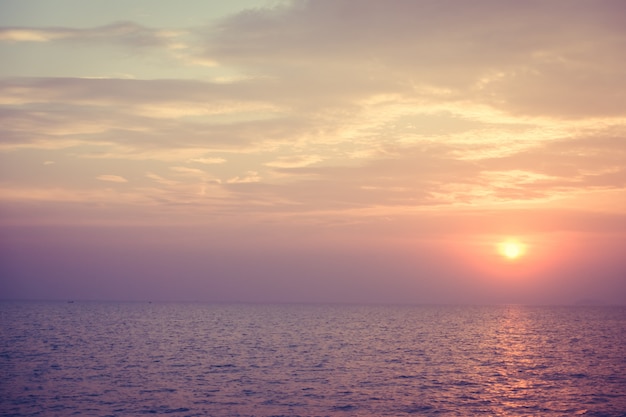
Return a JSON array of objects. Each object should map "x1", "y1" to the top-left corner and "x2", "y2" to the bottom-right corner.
[{"x1": 1, "y1": 302, "x2": 625, "y2": 417}]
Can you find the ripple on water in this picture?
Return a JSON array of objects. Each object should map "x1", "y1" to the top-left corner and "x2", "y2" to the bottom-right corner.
[{"x1": 1, "y1": 302, "x2": 625, "y2": 416}]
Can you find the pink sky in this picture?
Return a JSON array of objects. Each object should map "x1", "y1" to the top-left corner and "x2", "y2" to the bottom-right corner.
[{"x1": 1, "y1": 0, "x2": 625, "y2": 304}]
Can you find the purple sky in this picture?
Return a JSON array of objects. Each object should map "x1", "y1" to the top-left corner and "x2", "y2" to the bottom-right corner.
[{"x1": 1, "y1": 0, "x2": 625, "y2": 304}]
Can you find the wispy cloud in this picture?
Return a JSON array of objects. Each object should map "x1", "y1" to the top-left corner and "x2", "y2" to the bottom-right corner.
[
  {"x1": 170, "y1": 166, "x2": 206, "y2": 176},
  {"x1": 146, "y1": 172, "x2": 178, "y2": 186},
  {"x1": 0, "y1": 21, "x2": 181, "y2": 48},
  {"x1": 227, "y1": 171, "x2": 261, "y2": 184},
  {"x1": 189, "y1": 157, "x2": 227, "y2": 165},
  {"x1": 266, "y1": 155, "x2": 322, "y2": 168},
  {"x1": 96, "y1": 175, "x2": 128, "y2": 183}
]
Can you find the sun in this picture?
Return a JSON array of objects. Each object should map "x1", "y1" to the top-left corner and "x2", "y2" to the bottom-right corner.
[{"x1": 498, "y1": 240, "x2": 526, "y2": 260}]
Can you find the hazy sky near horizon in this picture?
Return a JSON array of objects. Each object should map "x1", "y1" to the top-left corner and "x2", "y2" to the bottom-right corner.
[{"x1": 1, "y1": 0, "x2": 625, "y2": 304}]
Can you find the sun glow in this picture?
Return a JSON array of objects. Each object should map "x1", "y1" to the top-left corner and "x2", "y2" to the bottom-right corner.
[{"x1": 498, "y1": 240, "x2": 526, "y2": 260}]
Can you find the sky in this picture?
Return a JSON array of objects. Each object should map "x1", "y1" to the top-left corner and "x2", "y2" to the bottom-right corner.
[{"x1": 0, "y1": 0, "x2": 625, "y2": 305}]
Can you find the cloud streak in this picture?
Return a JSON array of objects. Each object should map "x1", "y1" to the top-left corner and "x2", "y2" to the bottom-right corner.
[
  {"x1": 96, "y1": 175, "x2": 128, "y2": 183},
  {"x1": 0, "y1": 21, "x2": 181, "y2": 47}
]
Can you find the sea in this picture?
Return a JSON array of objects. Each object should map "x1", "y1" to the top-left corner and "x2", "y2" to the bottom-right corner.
[{"x1": 1, "y1": 302, "x2": 625, "y2": 417}]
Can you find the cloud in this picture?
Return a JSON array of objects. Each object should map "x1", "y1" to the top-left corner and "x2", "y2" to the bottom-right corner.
[
  {"x1": 479, "y1": 133, "x2": 626, "y2": 189},
  {"x1": 1, "y1": 74, "x2": 623, "y2": 217},
  {"x1": 170, "y1": 166, "x2": 206, "y2": 176},
  {"x1": 0, "y1": 21, "x2": 181, "y2": 48},
  {"x1": 227, "y1": 171, "x2": 261, "y2": 184},
  {"x1": 0, "y1": 77, "x2": 299, "y2": 156},
  {"x1": 96, "y1": 175, "x2": 128, "y2": 183},
  {"x1": 202, "y1": 0, "x2": 626, "y2": 118},
  {"x1": 4, "y1": 2, "x2": 625, "y2": 119},
  {"x1": 0, "y1": 2, "x2": 624, "y2": 227},
  {"x1": 189, "y1": 157, "x2": 227, "y2": 165},
  {"x1": 265, "y1": 155, "x2": 322, "y2": 168},
  {"x1": 0, "y1": 28, "x2": 70, "y2": 42},
  {"x1": 146, "y1": 172, "x2": 178, "y2": 186}
]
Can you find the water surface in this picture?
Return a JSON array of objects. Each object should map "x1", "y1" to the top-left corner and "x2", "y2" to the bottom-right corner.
[{"x1": 1, "y1": 302, "x2": 625, "y2": 416}]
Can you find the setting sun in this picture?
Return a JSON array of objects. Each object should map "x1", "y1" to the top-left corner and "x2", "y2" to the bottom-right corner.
[{"x1": 499, "y1": 240, "x2": 526, "y2": 260}]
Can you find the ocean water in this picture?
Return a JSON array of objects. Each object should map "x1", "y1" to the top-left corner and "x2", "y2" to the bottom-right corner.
[{"x1": 1, "y1": 302, "x2": 625, "y2": 417}]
